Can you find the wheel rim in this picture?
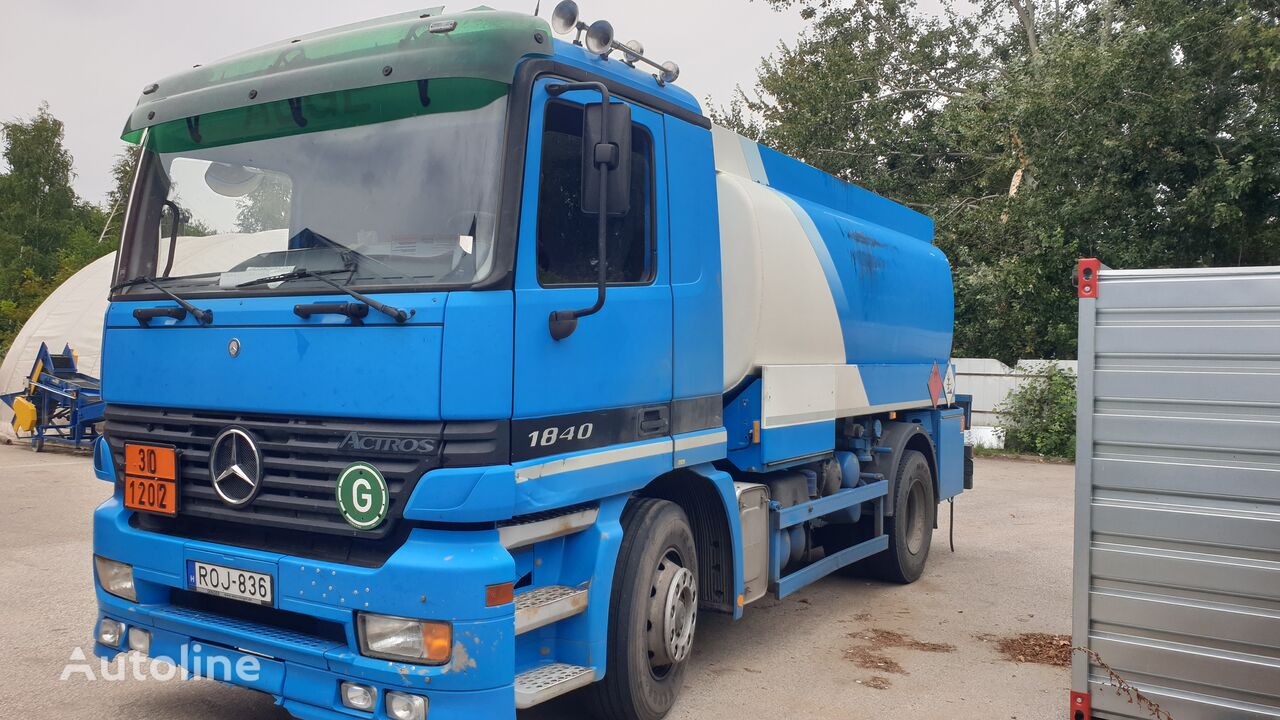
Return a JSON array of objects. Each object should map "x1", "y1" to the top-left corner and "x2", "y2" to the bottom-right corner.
[
  {"x1": 905, "y1": 480, "x2": 928, "y2": 555},
  {"x1": 645, "y1": 548, "x2": 697, "y2": 677}
]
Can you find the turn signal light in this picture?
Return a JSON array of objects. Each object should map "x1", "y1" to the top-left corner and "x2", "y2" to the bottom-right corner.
[
  {"x1": 421, "y1": 622, "x2": 452, "y2": 664},
  {"x1": 486, "y1": 582, "x2": 514, "y2": 607}
]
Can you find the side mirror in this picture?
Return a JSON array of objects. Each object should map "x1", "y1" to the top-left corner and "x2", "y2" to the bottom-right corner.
[
  {"x1": 580, "y1": 101, "x2": 632, "y2": 216},
  {"x1": 545, "y1": 81, "x2": 633, "y2": 341}
]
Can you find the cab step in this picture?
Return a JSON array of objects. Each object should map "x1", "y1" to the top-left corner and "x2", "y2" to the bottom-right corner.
[
  {"x1": 514, "y1": 663, "x2": 597, "y2": 709},
  {"x1": 498, "y1": 505, "x2": 598, "y2": 550},
  {"x1": 515, "y1": 584, "x2": 589, "y2": 635}
]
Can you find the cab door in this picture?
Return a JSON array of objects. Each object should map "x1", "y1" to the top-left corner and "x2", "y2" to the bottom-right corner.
[{"x1": 511, "y1": 79, "x2": 672, "y2": 461}]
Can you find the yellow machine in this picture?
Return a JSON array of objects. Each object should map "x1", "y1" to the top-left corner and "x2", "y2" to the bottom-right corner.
[{"x1": 11, "y1": 396, "x2": 37, "y2": 432}]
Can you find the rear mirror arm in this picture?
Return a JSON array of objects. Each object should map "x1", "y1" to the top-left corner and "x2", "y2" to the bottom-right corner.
[
  {"x1": 161, "y1": 200, "x2": 184, "y2": 278},
  {"x1": 546, "y1": 81, "x2": 616, "y2": 341}
]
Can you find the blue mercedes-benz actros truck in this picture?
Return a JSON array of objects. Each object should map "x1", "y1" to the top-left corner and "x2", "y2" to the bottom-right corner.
[{"x1": 90, "y1": 5, "x2": 974, "y2": 719}]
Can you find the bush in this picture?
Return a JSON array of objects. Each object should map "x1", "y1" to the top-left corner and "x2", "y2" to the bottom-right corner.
[{"x1": 998, "y1": 364, "x2": 1077, "y2": 459}]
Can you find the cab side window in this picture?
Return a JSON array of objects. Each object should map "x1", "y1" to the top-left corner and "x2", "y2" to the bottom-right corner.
[{"x1": 536, "y1": 101, "x2": 653, "y2": 286}]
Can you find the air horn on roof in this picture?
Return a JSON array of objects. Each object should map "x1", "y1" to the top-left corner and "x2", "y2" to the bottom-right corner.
[{"x1": 549, "y1": 0, "x2": 681, "y2": 86}]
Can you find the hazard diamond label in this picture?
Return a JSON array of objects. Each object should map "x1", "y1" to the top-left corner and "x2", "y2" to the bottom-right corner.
[{"x1": 928, "y1": 361, "x2": 945, "y2": 408}]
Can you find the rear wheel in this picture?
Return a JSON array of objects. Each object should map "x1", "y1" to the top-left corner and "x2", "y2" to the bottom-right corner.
[
  {"x1": 864, "y1": 450, "x2": 935, "y2": 583},
  {"x1": 590, "y1": 498, "x2": 698, "y2": 720}
]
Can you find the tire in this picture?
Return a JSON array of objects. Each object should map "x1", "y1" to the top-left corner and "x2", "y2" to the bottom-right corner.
[
  {"x1": 590, "y1": 498, "x2": 699, "y2": 720},
  {"x1": 864, "y1": 450, "x2": 935, "y2": 583}
]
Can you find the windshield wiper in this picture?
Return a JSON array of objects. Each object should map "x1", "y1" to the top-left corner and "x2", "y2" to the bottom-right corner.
[
  {"x1": 237, "y1": 268, "x2": 414, "y2": 324},
  {"x1": 110, "y1": 272, "x2": 220, "y2": 293},
  {"x1": 293, "y1": 228, "x2": 399, "y2": 275},
  {"x1": 111, "y1": 276, "x2": 214, "y2": 325}
]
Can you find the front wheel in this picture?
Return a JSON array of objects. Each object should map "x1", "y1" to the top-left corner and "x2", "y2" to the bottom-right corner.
[
  {"x1": 590, "y1": 498, "x2": 698, "y2": 720},
  {"x1": 864, "y1": 449, "x2": 935, "y2": 583}
]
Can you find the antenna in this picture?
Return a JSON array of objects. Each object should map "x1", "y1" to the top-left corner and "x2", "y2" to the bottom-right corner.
[{"x1": 534, "y1": 0, "x2": 540, "y2": 15}]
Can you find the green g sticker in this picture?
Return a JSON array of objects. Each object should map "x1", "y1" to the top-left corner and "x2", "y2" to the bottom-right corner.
[{"x1": 336, "y1": 462, "x2": 389, "y2": 530}]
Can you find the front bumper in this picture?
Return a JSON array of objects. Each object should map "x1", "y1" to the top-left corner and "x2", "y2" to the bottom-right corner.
[{"x1": 93, "y1": 496, "x2": 517, "y2": 719}]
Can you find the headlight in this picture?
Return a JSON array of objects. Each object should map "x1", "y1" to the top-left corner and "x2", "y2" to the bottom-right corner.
[
  {"x1": 340, "y1": 682, "x2": 376, "y2": 712},
  {"x1": 97, "y1": 618, "x2": 124, "y2": 648},
  {"x1": 386, "y1": 691, "x2": 428, "y2": 720},
  {"x1": 128, "y1": 628, "x2": 151, "y2": 655},
  {"x1": 94, "y1": 555, "x2": 137, "y2": 602},
  {"x1": 357, "y1": 613, "x2": 451, "y2": 665}
]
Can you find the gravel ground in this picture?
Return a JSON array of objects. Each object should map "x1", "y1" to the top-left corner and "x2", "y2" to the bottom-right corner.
[{"x1": 0, "y1": 441, "x2": 1073, "y2": 719}]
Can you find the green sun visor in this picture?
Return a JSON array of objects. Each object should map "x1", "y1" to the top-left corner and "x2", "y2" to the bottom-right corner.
[
  {"x1": 123, "y1": 7, "x2": 550, "y2": 142},
  {"x1": 141, "y1": 77, "x2": 507, "y2": 153}
]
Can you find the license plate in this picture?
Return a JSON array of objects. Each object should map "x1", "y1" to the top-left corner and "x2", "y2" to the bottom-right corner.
[
  {"x1": 123, "y1": 443, "x2": 178, "y2": 516},
  {"x1": 187, "y1": 561, "x2": 274, "y2": 606}
]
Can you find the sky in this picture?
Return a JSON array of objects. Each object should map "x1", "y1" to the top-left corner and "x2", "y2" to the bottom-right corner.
[
  {"x1": 0, "y1": 0, "x2": 812, "y2": 205},
  {"x1": 2, "y1": 1, "x2": 965, "y2": 206}
]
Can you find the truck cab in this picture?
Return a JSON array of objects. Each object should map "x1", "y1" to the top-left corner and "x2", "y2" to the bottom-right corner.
[{"x1": 91, "y1": 6, "x2": 971, "y2": 720}]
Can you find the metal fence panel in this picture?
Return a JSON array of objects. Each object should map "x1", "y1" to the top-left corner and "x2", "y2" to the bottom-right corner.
[{"x1": 1072, "y1": 264, "x2": 1280, "y2": 720}]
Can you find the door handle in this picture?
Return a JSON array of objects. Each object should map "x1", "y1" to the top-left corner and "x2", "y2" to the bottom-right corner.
[
  {"x1": 133, "y1": 306, "x2": 187, "y2": 325},
  {"x1": 639, "y1": 406, "x2": 669, "y2": 437},
  {"x1": 294, "y1": 302, "x2": 370, "y2": 323}
]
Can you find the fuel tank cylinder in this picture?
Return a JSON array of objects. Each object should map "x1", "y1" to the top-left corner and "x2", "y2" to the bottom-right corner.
[{"x1": 712, "y1": 126, "x2": 954, "y2": 392}]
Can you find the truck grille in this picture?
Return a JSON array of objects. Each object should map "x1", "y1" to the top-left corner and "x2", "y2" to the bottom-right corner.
[{"x1": 105, "y1": 405, "x2": 507, "y2": 541}]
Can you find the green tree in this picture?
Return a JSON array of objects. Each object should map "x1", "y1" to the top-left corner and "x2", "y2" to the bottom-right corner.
[
  {"x1": 723, "y1": 0, "x2": 1280, "y2": 363},
  {"x1": 101, "y1": 144, "x2": 142, "y2": 244},
  {"x1": 716, "y1": 0, "x2": 993, "y2": 204},
  {"x1": 998, "y1": 364, "x2": 1077, "y2": 458},
  {"x1": 0, "y1": 105, "x2": 113, "y2": 355},
  {"x1": 0, "y1": 104, "x2": 96, "y2": 277}
]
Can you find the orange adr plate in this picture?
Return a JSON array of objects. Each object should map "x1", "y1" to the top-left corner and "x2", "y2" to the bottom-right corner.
[
  {"x1": 124, "y1": 443, "x2": 177, "y2": 480},
  {"x1": 123, "y1": 476, "x2": 178, "y2": 516},
  {"x1": 123, "y1": 444, "x2": 178, "y2": 516}
]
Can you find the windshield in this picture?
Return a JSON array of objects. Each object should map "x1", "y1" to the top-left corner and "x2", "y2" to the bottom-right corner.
[{"x1": 114, "y1": 78, "x2": 508, "y2": 296}]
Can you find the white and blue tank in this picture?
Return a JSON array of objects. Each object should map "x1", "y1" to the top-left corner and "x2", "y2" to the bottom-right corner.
[{"x1": 711, "y1": 125, "x2": 954, "y2": 429}]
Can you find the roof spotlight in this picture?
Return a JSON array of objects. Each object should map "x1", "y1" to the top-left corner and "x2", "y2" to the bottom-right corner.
[
  {"x1": 621, "y1": 40, "x2": 644, "y2": 67},
  {"x1": 584, "y1": 20, "x2": 614, "y2": 55},
  {"x1": 659, "y1": 61, "x2": 681, "y2": 84},
  {"x1": 550, "y1": 0, "x2": 579, "y2": 35}
]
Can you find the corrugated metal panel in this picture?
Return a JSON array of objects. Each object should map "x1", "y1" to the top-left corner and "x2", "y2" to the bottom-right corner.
[{"x1": 1073, "y1": 265, "x2": 1280, "y2": 719}]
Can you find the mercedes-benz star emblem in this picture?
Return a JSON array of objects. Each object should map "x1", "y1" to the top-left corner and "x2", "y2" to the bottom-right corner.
[
  {"x1": 228, "y1": 338, "x2": 241, "y2": 357},
  {"x1": 209, "y1": 427, "x2": 263, "y2": 507}
]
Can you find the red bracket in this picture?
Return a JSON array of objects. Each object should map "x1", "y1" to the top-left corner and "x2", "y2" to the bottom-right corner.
[
  {"x1": 1077, "y1": 258, "x2": 1101, "y2": 298},
  {"x1": 1069, "y1": 690, "x2": 1092, "y2": 720}
]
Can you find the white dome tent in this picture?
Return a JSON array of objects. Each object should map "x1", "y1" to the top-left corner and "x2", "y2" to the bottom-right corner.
[{"x1": 0, "y1": 232, "x2": 281, "y2": 441}]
